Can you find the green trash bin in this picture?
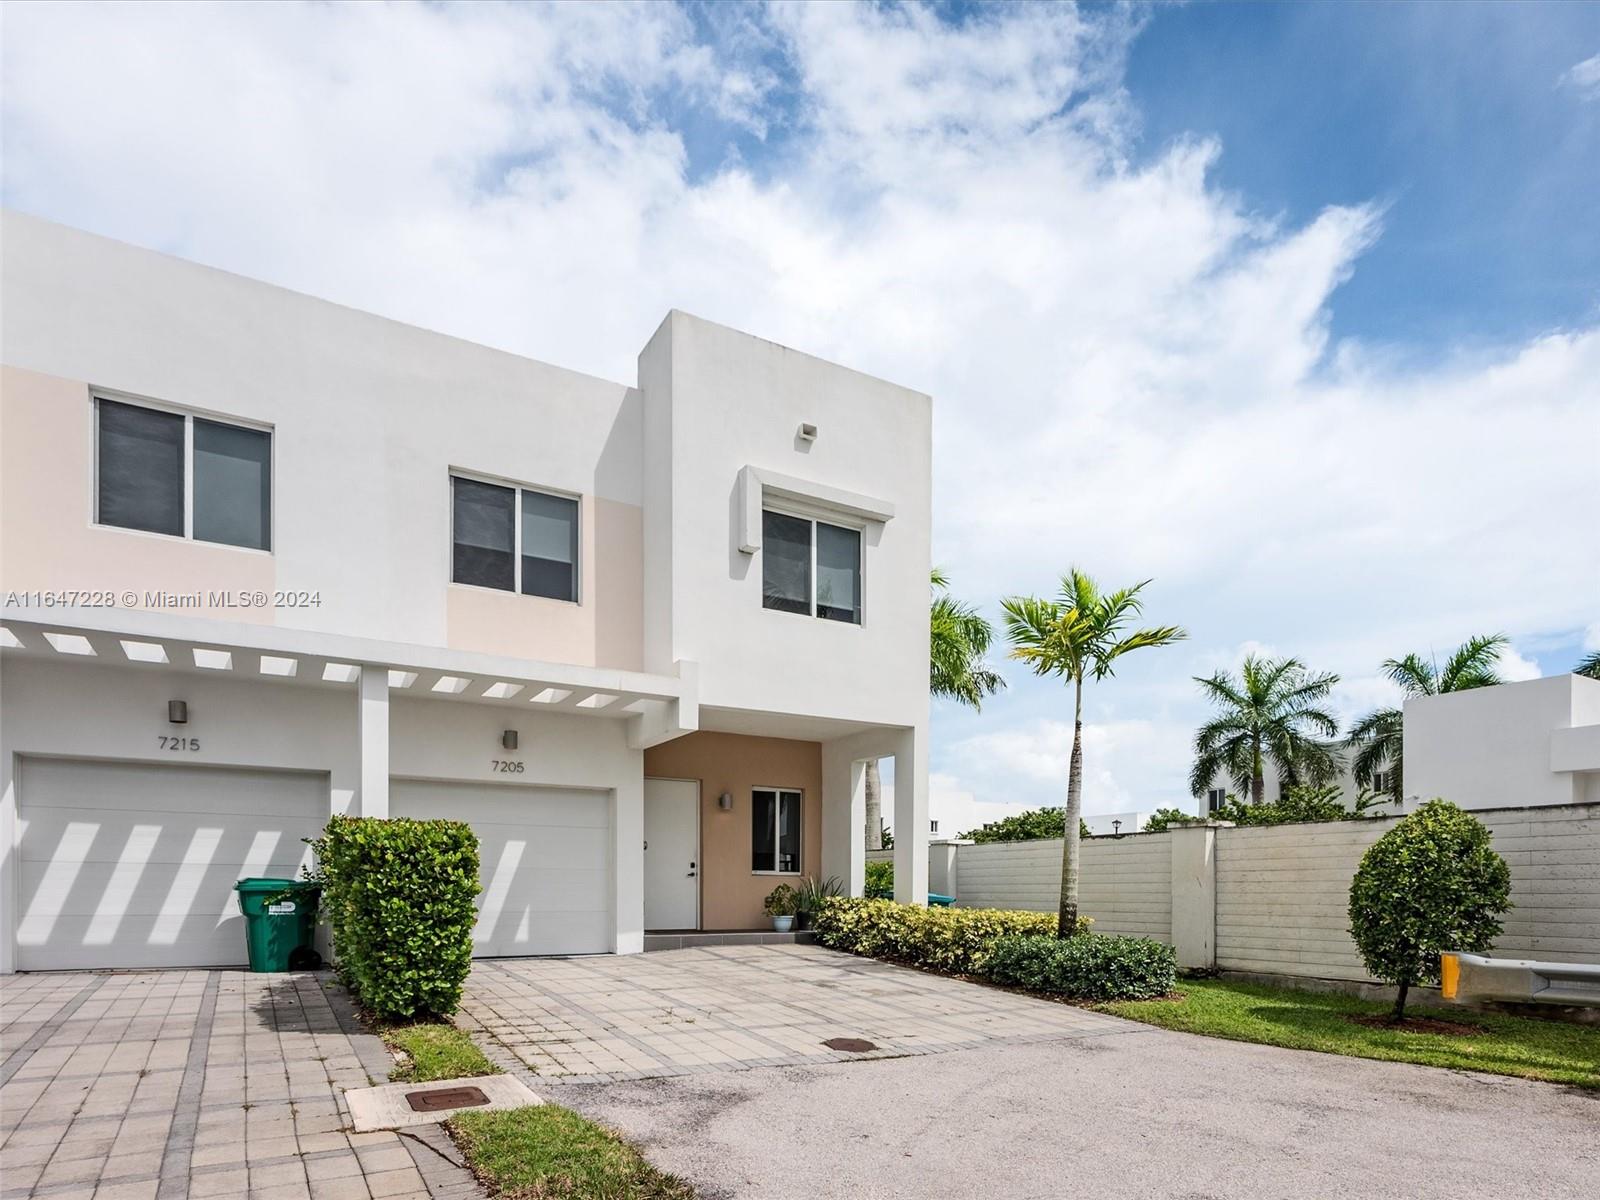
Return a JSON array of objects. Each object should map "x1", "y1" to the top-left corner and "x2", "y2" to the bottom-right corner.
[{"x1": 234, "y1": 878, "x2": 321, "y2": 972}]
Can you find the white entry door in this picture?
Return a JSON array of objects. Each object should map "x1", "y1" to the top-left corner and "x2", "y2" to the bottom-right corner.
[
  {"x1": 391, "y1": 780, "x2": 612, "y2": 956},
  {"x1": 644, "y1": 778, "x2": 699, "y2": 930}
]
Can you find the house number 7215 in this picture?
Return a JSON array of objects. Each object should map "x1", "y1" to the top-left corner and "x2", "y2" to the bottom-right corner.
[{"x1": 159, "y1": 736, "x2": 201, "y2": 751}]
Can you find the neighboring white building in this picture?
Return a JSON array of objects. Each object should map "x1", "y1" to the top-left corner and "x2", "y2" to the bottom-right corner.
[
  {"x1": 1403, "y1": 674, "x2": 1600, "y2": 811},
  {"x1": 0, "y1": 211, "x2": 932, "y2": 973},
  {"x1": 1083, "y1": 811, "x2": 1149, "y2": 836}
]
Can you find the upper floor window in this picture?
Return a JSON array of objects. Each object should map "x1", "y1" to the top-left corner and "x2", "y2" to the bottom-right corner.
[
  {"x1": 451, "y1": 474, "x2": 578, "y2": 602},
  {"x1": 1206, "y1": 788, "x2": 1227, "y2": 813},
  {"x1": 761, "y1": 510, "x2": 860, "y2": 624},
  {"x1": 1372, "y1": 771, "x2": 1390, "y2": 794},
  {"x1": 96, "y1": 396, "x2": 272, "y2": 551}
]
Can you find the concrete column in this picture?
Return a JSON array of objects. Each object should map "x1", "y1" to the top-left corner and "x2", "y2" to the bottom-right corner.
[
  {"x1": 612, "y1": 771, "x2": 645, "y2": 954},
  {"x1": 891, "y1": 725, "x2": 929, "y2": 906},
  {"x1": 357, "y1": 666, "x2": 390, "y2": 817},
  {"x1": 929, "y1": 839, "x2": 969, "y2": 901},
  {"x1": 1169, "y1": 821, "x2": 1225, "y2": 970},
  {"x1": 821, "y1": 743, "x2": 867, "y2": 897}
]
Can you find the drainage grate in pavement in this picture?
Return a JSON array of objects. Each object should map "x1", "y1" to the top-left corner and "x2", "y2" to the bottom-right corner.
[
  {"x1": 823, "y1": 1037, "x2": 878, "y2": 1053},
  {"x1": 407, "y1": 1085, "x2": 492, "y2": 1112}
]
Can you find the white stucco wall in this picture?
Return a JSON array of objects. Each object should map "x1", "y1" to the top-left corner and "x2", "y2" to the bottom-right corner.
[{"x1": 1405, "y1": 675, "x2": 1600, "y2": 810}]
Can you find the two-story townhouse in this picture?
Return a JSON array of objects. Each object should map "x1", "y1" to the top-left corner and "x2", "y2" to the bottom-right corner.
[{"x1": 0, "y1": 211, "x2": 932, "y2": 973}]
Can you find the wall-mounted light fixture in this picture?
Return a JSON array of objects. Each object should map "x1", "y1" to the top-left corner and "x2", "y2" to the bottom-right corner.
[
  {"x1": 168, "y1": 700, "x2": 189, "y2": 724},
  {"x1": 502, "y1": 730, "x2": 519, "y2": 751},
  {"x1": 718, "y1": 791, "x2": 733, "y2": 811},
  {"x1": 797, "y1": 422, "x2": 817, "y2": 442}
]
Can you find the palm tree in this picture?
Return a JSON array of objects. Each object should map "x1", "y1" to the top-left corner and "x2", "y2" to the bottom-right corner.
[
  {"x1": 1577, "y1": 650, "x2": 1600, "y2": 680},
  {"x1": 1002, "y1": 570, "x2": 1185, "y2": 937},
  {"x1": 866, "y1": 570, "x2": 1005, "y2": 850},
  {"x1": 1346, "y1": 634, "x2": 1507, "y2": 802},
  {"x1": 1189, "y1": 655, "x2": 1341, "y2": 807}
]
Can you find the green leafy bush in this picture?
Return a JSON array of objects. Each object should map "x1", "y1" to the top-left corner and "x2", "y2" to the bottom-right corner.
[
  {"x1": 812, "y1": 897, "x2": 1089, "y2": 975},
  {"x1": 312, "y1": 815, "x2": 481, "y2": 1020},
  {"x1": 1142, "y1": 807, "x2": 1194, "y2": 832},
  {"x1": 958, "y1": 806, "x2": 1092, "y2": 842},
  {"x1": 985, "y1": 934, "x2": 1177, "y2": 1000},
  {"x1": 864, "y1": 860, "x2": 894, "y2": 898},
  {"x1": 763, "y1": 883, "x2": 798, "y2": 917},
  {"x1": 1348, "y1": 799, "x2": 1511, "y2": 1019}
]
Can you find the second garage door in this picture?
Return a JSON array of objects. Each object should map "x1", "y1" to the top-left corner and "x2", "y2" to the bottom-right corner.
[{"x1": 390, "y1": 780, "x2": 612, "y2": 956}]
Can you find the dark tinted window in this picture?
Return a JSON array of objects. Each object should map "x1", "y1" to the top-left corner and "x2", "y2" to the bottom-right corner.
[
  {"x1": 193, "y1": 418, "x2": 271, "y2": 550},
  {"x1": 452, "y1": 476, "x2": 515, "y2": 590},
  {"x1": 816, "y1": 522, "x2": 861, "y2": 624},
  {"x1": 97, "y1": 399, "x2": 183, "y2": 536},
  {"x1": 761, "y1": 511, "x2": 811, "y2": 615},
  {"x1": 521, "y1": 490, "x2": 579, "y2": 602}
]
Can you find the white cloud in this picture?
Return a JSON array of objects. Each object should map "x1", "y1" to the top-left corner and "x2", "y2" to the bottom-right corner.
[
  {"x1": 1560, "y1": 52, "x2": 1600, "y2": 100},
  {"x1": 1585, "y1": 624, "x2": 1600, "y2": 654},
  {"x1": 1494, "y1": 645, "x2": 1543, "y2": 683},
  {"x1": 3, "y1": 2, "x2": 1595, "y2": 812}
]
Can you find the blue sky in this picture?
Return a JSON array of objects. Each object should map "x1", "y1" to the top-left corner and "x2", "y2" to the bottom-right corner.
[{"x1": 3, "y1": 1, "x2": 1596, "y2": 831}]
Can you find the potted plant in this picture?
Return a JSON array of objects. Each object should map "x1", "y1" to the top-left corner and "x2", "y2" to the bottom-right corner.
[
  {"x1": 793, "y1": 875, "x2": 842, "y2": 930},
  {"x1": 764, "y1": 883, "x2": 799, "y2": 932}
]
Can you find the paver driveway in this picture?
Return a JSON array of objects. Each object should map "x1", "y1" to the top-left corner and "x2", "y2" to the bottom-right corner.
[
  {"x1": 458, "y1": 943, "x2": 1133, "y2": 1082},
  {"x1": 0, "y1": 970, "x2": 478, "y2": 1200}
]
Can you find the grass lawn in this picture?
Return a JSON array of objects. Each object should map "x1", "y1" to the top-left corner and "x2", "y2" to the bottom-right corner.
[
  {"x1": 1101, "y1": 978, "x2": 1600, "y2": 1089},
  {"x1": 381, "y1": 1021, "x2": 498, "y2": 1083},
  {"x1": 449, "y1": 1105, "x2": 694, "y2": 1200}
]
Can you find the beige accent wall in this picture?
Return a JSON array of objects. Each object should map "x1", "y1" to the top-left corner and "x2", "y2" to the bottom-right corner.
[
  {"x1": 0, "y1": 366, "x2": 276, "y2": 619},
  {"x1": 444, "y1": 494, "x2": 643, "y2": 669},
  {"x1": 644, "y1": 731, "x2": 822, "y2": 930}
]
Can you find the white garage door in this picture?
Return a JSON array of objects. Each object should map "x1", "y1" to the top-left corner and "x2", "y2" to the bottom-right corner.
[
  {"x1": 16, "y1": 757, "x2": 327, "y2": 971},
  {"x1": 390, "y1": 780, "x2": 611, "y2": 957}
]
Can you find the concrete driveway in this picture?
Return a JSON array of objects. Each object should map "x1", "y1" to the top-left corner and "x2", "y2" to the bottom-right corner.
[
  {"x1": 461, "y1": 945, "x2": 1597, "y2": 1200},
  {"x1": 458, "y1": 943, "x2": 1129, "y2": 1080}
]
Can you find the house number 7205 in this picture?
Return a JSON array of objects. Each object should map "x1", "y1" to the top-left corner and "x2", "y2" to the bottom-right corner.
[
  {"x1": 159, "y1": 736, "x2": 201, "y2": 751},
  {"x1": 491, "y1": 760, "x2": 525, "y2": 773}
]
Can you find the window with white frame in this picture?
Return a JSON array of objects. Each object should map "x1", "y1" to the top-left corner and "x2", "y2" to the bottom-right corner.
[
  {"x1": 1372, "y1": 771, "x2": 1390, "y2": 794},
  {"x1": 761, "y1": 510, "x2": 860, "y2": 623},
  {"x1": 751, "y1": 787, "x2": 802, "y2": 873},
  {"x1": 451, "y1": 475, "x2": 579, "y2": 602},
  {"x1": 95, "y1": 396, "x2": 272, "y2": 551},
  {"x1": 1206, "y1": 788, "x2": 1227, "y2": 813}
]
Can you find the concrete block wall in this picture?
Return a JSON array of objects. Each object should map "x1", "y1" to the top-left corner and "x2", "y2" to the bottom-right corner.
[{"x1": 889, "y1": 803, "x2": 1600, "y2": 982}]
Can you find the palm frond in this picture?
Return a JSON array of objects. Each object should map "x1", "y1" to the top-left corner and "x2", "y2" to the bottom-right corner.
[
  {"x1": 1439, "y1": 633, "x2": 1507, "y2": 693},
  {"x1": 1578, "y1": 650, "x2": 1600, "y2": 680}
]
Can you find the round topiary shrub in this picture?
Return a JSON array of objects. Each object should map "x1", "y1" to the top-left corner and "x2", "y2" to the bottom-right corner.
[{"x1": 1347, "y1": 799, "x2": 1511, "y2": 1019}]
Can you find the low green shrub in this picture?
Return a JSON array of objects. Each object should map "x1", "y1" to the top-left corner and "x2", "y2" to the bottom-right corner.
[
  {"x1": 985, "y1": 933, "x2": 1177, "y2": 1000},
  {"x1": 864, "y1": 860, "x2": 893, "y2": 898},
  {"x1": 812, "y1": 897, "x2": 1089, "y2": 975},
  {"x1": 312, "y1": 815, "x2": 481, "y2": 1020}
]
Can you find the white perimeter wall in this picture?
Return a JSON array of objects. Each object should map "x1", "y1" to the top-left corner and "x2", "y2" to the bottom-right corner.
[{"x1": 919, "y1": 806, "x2": 1599, "y2": 980}]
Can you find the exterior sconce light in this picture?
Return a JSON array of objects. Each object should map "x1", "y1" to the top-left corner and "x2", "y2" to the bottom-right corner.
[
  {"x1": 502, "y1": 730, "x2": 518, "y2": 751},
  {"x1": 718, "y1": 791, "x2": 733, "y2": 811},
  {"x1": 797, "y1": 422, "x2": 817, "y2": 442},
  {"x1": 168, "y1": 700, "x2": 188, "y2": 724}
]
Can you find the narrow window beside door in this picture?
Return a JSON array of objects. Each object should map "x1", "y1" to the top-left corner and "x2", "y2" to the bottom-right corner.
[{"x1": 752, "y1": 788, "x2": 803, "y2": 873}]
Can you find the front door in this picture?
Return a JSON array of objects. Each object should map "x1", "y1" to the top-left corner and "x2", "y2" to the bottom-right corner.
[{"x1": 643, "y1": 778, "x2": 699, "y2": 930}]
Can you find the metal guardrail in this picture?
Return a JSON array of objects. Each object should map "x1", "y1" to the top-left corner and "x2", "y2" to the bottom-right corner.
[{"x1": 1440, "y1": 952, "x2": 1600, "y2": 1007}]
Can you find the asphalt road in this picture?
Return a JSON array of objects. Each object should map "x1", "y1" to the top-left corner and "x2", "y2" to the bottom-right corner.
[{"x1": 547, "y1": 1025, "x2": 1600, "y2": 1200}]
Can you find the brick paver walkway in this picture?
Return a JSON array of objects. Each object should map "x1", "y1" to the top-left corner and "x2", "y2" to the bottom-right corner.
[
  {"x1": 0, "y1": 971, "x2": 482, "y2": 1200},
  {"x1": 459, "y1": 943, "x2": 1133, "y2": 1083}
]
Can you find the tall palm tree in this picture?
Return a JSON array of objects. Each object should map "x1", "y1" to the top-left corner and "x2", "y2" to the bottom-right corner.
[
  {"x1": 866, "y1": 570, "x2": 1005, "y2": 850},
  {"x1": 1346, "y1": 634, "x2": 1507, "y2": 802},
  {"x1": 1189, "y1": 655, "x2": 1341, "y2": 806},
  {"x1": 1577, "y1": 650, "x2": 1600, "y2": 680},
  {"x1": 1002, "y1": 570, "x2": 1185, "y2": 937}
]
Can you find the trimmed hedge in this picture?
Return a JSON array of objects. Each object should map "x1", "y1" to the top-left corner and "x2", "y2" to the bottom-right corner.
[
  {"x1": 313, "y1": 816, "x2": 481, "y2": 1020},
  {"x1": 811, "y1": 897, "x2": 1090, "y2": 975},
  {"x1": 985, "y1": 933, "x2": 1177, "y2": 1001}
]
